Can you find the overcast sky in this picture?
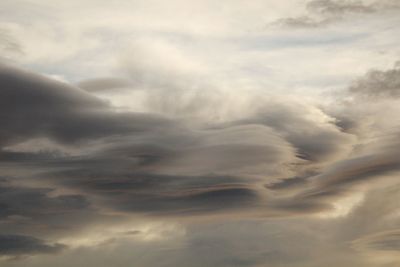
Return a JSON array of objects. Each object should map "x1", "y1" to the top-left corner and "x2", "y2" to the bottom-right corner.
[{"x1": 1, "y1": 0, "x2": 400, "y2": 266}]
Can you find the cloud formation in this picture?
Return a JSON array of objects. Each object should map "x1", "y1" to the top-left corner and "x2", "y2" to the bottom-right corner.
[
  {"x1": 274, "y1": 0, "x2": 400, "y2": 28},
  {"x1": 0, "y1": 63, "x2": 176, "y2": 148},
  {"x1": 1, "y1": 1, "x2": 400, "y2": 266},
  {"x1": 2, "y1": 53, "x2": 400, "y2": 265},
  {"x1": 0, "y1": 234, "x2": 65, "y2": 258},
  {"x1": 349, "y1": 63, "x2": 400, "y2": 98}
]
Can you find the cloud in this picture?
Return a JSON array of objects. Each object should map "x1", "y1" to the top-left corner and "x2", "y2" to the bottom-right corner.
[
  {"x1": 0, "y1": 63, "x2": 176, "y2": 147},
  {"x1": 232, "y1": 100, "x2": 355, "y2": 163},
  {"x1": 0, "y1": 63, "x2": 303, "y2": 221},
  {"x1": 274, "y1": 0, "x2": 400, "y2": 28},
  {"x1": 1, "y1": 11, "x2": 400, "y2": 264},
  {"x1": 3, "y1": 59, "x2": 369, "y2": 223},
  {"x1": 44, "y1": 156, "x2": 262, "y2": 214},
  {"x1": 348, "y1": 63, "x2": 400, "y2": 98},
  {"x1": 352, "y1": 230, "x2": 400, "y2": 252},
  {"x1": 119, "y1": 38, "x2": 208, "y2": 91},
  {"x1": 0, "y1": 234, "x2": 65, "y2": 258},
  {"x1": 273, "y1": 16, "x2": 332, "y2": 29},
  {"x1": 0, "y1": 28, "x2": 23, "y2": 59},
  {"x1": 77, "y1": 77, "x2": 133, "y2": 93},
  {"x1": 0, "y1": 180, "x2": 89, "y2": 220},
  {"x1": 261, "y1": 62, "x2": 400, "y2": 215},
  {"x1": 2, "y1": 55, "x2": 398, "y2": 225},
  {"x1": 265, "y1": 175, "x2": 310, "y2": 191},
  {"x1": 0, "y1": 63, "x2": 295, "y2": 217},
  {"x1": 0, "y1": 60, "x2": 373, "y2": 221},
  {"x1": 270, "y1": 139, "x2": 400, "y2": 217},
  {"x1": 307, "y1": 0, "x2": 375, "y2": 15},
  {"x1": 0, "y1": 177, "x2": 104, "y2": 241}
]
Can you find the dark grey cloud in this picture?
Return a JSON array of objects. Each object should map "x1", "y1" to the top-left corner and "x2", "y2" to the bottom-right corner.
[
  {"x1": 0, "y1": 150, "x2": 63, "y2": 162},
  {"x1": 2, "y1": 58, "x2": 400, "y2": 267},
  {"x1": 349, "y1": 64, "x2": 400, "y2": 98},
  {"x1": 0, "y1": 63, "x2": 175, "y2": 148},
  {"x1": 307, "y1": 0, "x2": 375, "y2": 15},
  {"x1": 0, "y1": 234, "x2": 65, "y2": 258},
  {"x1": 364, "y1": 234, "x2": 400, "y2": 251},
  {"x1": 0, "y1": 63, "x2": 297, "y2": 219},
  {"x1": 231, "y1": 102, "x2": 354, "y2": 163},
  {"x1": 265, "y1": 175, "x2": 310, "y2": 191},
  {"x1": 2, "y1": 0, "x2": 400, "y2": 266},
  {"x1": 274, "y1": 0, "x2": 400, "y2": 28},
  {"x1": 2, "y1": 60, "x2": 398, "y2": 225},
  {"x1": 272, "y1": 62, "x2": 400, "y2": 212},
  {"x1": 273, "y1": 148, "x2": 400, "y2": 214},
  {"x1": 41, "y1": 160, "x2": 260, "y2": 215},
  {"x1": 352, "y1": 230, "x2": 400, "y2": 252},
  {"x1": 0, "y1": 178, "x2": 101, "y2": 241},
  {"x1": 274, "y1": 16, "x2": 333, "y2": 29},
  {"x1": 0, "y1": 180, "x2": 89, "y2": 220},
  {"x1": 0, "y1": 219, "x2": 334, "y2": 267},
  {"x1": 270, "y1": 63, "x2": 400, "y2": 215},
  {"x1": 0, "y1": 61, "x2": 360, "y2": 220},
  {"x1": 115, "y1": 186, "x2": 258, "y2": 215}
]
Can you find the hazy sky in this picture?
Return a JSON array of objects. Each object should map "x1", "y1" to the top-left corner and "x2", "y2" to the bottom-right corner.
[{"x1": 1, "y1": 0, "x2": 400, "y2": 266}]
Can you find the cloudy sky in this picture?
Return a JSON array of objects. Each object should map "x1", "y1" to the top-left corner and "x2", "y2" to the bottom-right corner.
[{"x1": 1, "y1": 0, "x2": 400, "y2": 266}]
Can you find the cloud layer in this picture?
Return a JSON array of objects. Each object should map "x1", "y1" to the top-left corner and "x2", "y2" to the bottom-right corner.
[{"x1": 1, "y1": 1, "x2": 400, "y2": 266}]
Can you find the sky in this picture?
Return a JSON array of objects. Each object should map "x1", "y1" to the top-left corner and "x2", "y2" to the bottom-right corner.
[{"x1": 1, "y1": 0, "x2": 400, "y2": 266}]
